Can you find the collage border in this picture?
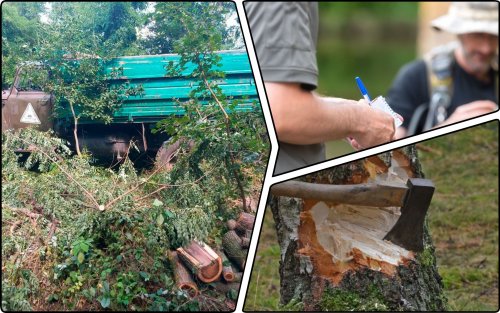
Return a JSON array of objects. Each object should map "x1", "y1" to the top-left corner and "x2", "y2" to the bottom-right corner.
[{"x1": 233, "y1": 0, "x2": 500, "y2": 311}]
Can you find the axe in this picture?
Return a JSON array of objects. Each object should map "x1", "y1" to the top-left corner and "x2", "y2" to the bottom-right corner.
[{"x1": 270, "y1": 178, "x2": 435, "y2": 252}]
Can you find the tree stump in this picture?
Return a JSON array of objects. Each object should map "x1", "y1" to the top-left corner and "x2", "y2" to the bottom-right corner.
[
  {"x1": 167, "y1": 250, "x2": 199, "y2": 297},
  {"x1": 176, "y1": 240, "x2": 222, "y2": 283},
  {"x1": 269, "y1": 146, "x2": 447, "y2": 311}
]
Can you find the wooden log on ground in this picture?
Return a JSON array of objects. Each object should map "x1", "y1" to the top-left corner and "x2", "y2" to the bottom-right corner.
[
  {"x1": 240, "y1": 236, "x2": 250, "y2": 248},
  {"x1": 177, "y1": 240, "x2": 222, "y2": 283},
  {"x1": 167, "y1": 250, "x2": 199, "y2": 297},
  {"x1": 227, "y1": 219, "x2": 237, "y2": 231},
  {"x1": 222, "y1": 230, "x2": 248, "y2": 270},
  {"x1": 232, "y1": 271, "x2": 243, "y2": 283},
  {"x1": 269, "y1": 147, "x2": 446, "y2": 311},
  {"x1": 210, "y1": 281, "x2": 241, "y2": 294},
  {"x1": 235, "y1": 212, "x2": 255, "y2": 237},
  {"x1": 216, "y1": 250, "x2": 236, "y2": 282}
]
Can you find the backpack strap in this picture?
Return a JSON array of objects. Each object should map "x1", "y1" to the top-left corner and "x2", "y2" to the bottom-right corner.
[{"x1": 422, "y1": 41, "x2": 458, "y2": 131}]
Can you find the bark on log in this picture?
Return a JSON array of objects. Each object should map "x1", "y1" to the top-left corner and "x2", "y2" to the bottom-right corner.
[
  {"x1": 240, "y1": 236, "x2": 251, "y2": 248},
  {"x1": 222, "y1": 230, "x2": 248, "y2": 270},
  {"x1": 227, "y1": 219, "x2": 237, "y2": 231},
  {"x1": 210, "y1": 281, "x2": 241, "y2": 294},
  {"x1": 216, "y1": 249, "x2": 236, "y2": 282},
  {"x1": 176, "y1": 240, "x2": 222, "y2": 283},
  {"x1": 233, "y1": 212, "x2": 255, "y2": 238},
  {"x1": 236, "y1": 212, "x2": 255, "y2": 231},
  {"x1": 270, "y1": 147, "x2": 447, "y2": 311},
  {"x1": 167, "y1": 250, "x2": 199, "y2": 297}
]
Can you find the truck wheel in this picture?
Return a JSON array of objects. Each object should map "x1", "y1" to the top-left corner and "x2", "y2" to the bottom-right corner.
[{"x1": 155, "y1": 138, "x2": 196, "y2": 171}]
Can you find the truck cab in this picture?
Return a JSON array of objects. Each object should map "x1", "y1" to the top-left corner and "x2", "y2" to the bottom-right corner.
[{"x1": 2, "y1": 63, "x2": 54, "y2": 132}]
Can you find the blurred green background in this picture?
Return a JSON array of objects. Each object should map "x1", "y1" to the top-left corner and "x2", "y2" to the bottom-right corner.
[{"x1": 315, "y1": 2, "x2": 418, "y2": 157}]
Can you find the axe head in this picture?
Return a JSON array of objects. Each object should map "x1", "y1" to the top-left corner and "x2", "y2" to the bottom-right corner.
[{"x1": 383, "y1": 178, "x2": 435, "y2": 252}]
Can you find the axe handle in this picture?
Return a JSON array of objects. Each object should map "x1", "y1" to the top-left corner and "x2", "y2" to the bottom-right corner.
[{"x1": 270, "y1": 180, "x2": 408, "y2": 207}]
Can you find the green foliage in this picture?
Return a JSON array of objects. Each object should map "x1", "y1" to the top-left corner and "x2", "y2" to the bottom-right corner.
[
  {"x1": 1, "y1": 2, "x2": 46, "y2": 87},
  {"x1": 153, "y1": 2, "x2": 268, "y2": 234},
  {"x1": 144, "y1": 2, "x2": 241, "y2": 54},
  {"x1": 1, "y1": 129, "x2": 178, "y2": 310},
  {"x1": 320, "y1": 285, "x2": 388, "y2": 311},
  {"x1": 2, "y1": 125, "x2": 257, "y2": 310},
  {"x1": 1, "y1": 269, "x2": 39, "y2": 311}
]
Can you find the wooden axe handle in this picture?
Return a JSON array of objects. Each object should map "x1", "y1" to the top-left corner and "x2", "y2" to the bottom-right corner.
[{"x1": 270, "y1": 180, "x2": 409, "y2": 207}]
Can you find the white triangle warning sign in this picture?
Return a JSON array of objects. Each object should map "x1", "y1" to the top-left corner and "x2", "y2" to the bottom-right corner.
[{"x1": 20, "y1": 103, "x2": 41, "y2": 124}]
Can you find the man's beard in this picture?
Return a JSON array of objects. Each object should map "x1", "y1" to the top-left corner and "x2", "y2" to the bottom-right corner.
[{"x1": 461, "y1": 46, "x2": 495, "y2": 75}]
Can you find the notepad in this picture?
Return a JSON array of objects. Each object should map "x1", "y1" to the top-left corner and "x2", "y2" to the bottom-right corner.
[{"x1": 370, "y1": 96, "x2": 403, "y2": 128}]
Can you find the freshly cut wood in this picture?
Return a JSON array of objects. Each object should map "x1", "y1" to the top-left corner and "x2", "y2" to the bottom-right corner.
[
  {"x1": 167, "y1": 250, "x2": 199, "y2": 297},
  {"x1": 222, "y1": 230, "x2": 247, "y2": 270},
  {"x1": 177, "y1": 240, "x2": 222, "y2": 283},
  {"x1": 269, "y1": 147, "x2": 446, "y2": 311},
  {"x1": 216, "y1": 250, "x2": 235, "y2": 282}
]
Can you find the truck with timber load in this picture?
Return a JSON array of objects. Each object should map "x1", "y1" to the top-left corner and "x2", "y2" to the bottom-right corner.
[{"x1": 1, "y1": 50, "x2": 259, "y2": 166}]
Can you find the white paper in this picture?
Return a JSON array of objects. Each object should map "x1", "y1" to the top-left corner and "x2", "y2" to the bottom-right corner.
[{"x1": 370, "y1": 96, "x2": 403, "y2": 128}]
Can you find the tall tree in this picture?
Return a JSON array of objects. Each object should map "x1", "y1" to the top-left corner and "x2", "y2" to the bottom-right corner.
[
  {"x1": 1, "y1": 2, "x2": 46, "y2": 87},
  {"x1": 143, "y1": 2, "x2": 242, "y2": 54},
  {"x1": 35, "y1": 3, "x2": 142, "y2": 155},
  {"x1": 154, "y1": 2, "x2": 267, "y2": 244},
  {"x1": 49, "y1": 2, "x2": 147, "y2": 57}
]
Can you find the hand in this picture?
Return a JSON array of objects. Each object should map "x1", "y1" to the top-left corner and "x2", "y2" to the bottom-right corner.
[
  {"x1": 439, "y1": 100, "x2": 497, "y2": 127},
  {"x1": 348, "y1": 100, "x2": 397, "y2": 150}
]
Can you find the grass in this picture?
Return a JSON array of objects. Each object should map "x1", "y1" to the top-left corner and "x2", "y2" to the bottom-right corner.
[
  {"x1": 244, "y1": 122, "x2": 499, "y2": 311},
  {"x1": 243, "y1": 209, "x2": 281, "y2": 311},
  {"x1": 418, "y1": 122, "x2": 498, "y2": 311}
]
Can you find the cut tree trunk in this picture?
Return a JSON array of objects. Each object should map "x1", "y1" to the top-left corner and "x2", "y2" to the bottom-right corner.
[
  {"x1": 176, "y1": 240, "x2": 222, "y2": 283},
  {"x1": 167, "y1": 250, "x2": 199, "y2": 297},
  {"x1": 269, "y1": 146, "x2": 447, "y2": 311},
  {"x1": 222, "y1": 230, "x2": 248, "y2": 270}
]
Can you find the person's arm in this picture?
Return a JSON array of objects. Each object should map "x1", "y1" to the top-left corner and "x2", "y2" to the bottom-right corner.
[
  {"x1": 435, "y1": 100, "x2": 498, "y2": 128},
  {"x1": 266, "y1": 82, "x2": 396, "y2": 148}
]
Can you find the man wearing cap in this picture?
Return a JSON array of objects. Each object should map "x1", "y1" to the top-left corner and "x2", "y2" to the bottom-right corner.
[{"x1": 387, "y1": 1, "x2": 498, "y2": 138}]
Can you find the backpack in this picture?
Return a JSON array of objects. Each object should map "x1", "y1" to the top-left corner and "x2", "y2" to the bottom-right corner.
[
  {"x1": 406, "y1": 41, "x2": 499, "y2": 136},
  {"x1": 406, "y1": 42, "x2": 457, "y2": 136}
]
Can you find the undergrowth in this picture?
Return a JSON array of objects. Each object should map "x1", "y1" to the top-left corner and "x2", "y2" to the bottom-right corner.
[{"x1": 1, "y1": 127, "x2": 263, "y2": 311}]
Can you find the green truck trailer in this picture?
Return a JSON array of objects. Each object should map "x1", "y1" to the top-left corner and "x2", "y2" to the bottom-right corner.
[{"x1": 1, "y1": 50, "x2": 259, "y2": 164}]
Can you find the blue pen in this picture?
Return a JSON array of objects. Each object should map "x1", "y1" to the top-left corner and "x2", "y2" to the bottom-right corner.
[{"x1": 355, "y1": 76, "x2": 371, "y2": 102}]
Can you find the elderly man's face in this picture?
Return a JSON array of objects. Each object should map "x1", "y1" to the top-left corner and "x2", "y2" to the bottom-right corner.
[{"x1": 458, "y1": 33, "x2": 498, "y2": 75}]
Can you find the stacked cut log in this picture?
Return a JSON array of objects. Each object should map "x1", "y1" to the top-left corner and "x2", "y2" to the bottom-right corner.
[
  {"x1": 177, "y1": 240, "x2": 222, "y2": 283},
  {"x1": 222, "y1": 212, "x2": 255, "y2": 270},
  {"x1": 167, "y1": 250, "x2": 199, "y2": 297},
  {"x1": 168, "y1": 212, "x2": 255, "y2": 300},
  {"x1": 217, "y1": 249, "x2": 236, "y2": 282}
]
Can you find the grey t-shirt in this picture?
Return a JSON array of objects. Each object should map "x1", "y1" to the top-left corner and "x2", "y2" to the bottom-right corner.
[{"x1": 245, "y1": 2, "x2": 325, "y2": 175}]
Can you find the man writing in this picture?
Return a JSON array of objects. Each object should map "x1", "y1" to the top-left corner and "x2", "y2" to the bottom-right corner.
[
  {"x1": 387, "y1": 2, "x2": 498, "y2": 138},
  {"x1": 245, "y1": 2, "x2": 397, "y2": 175}
]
